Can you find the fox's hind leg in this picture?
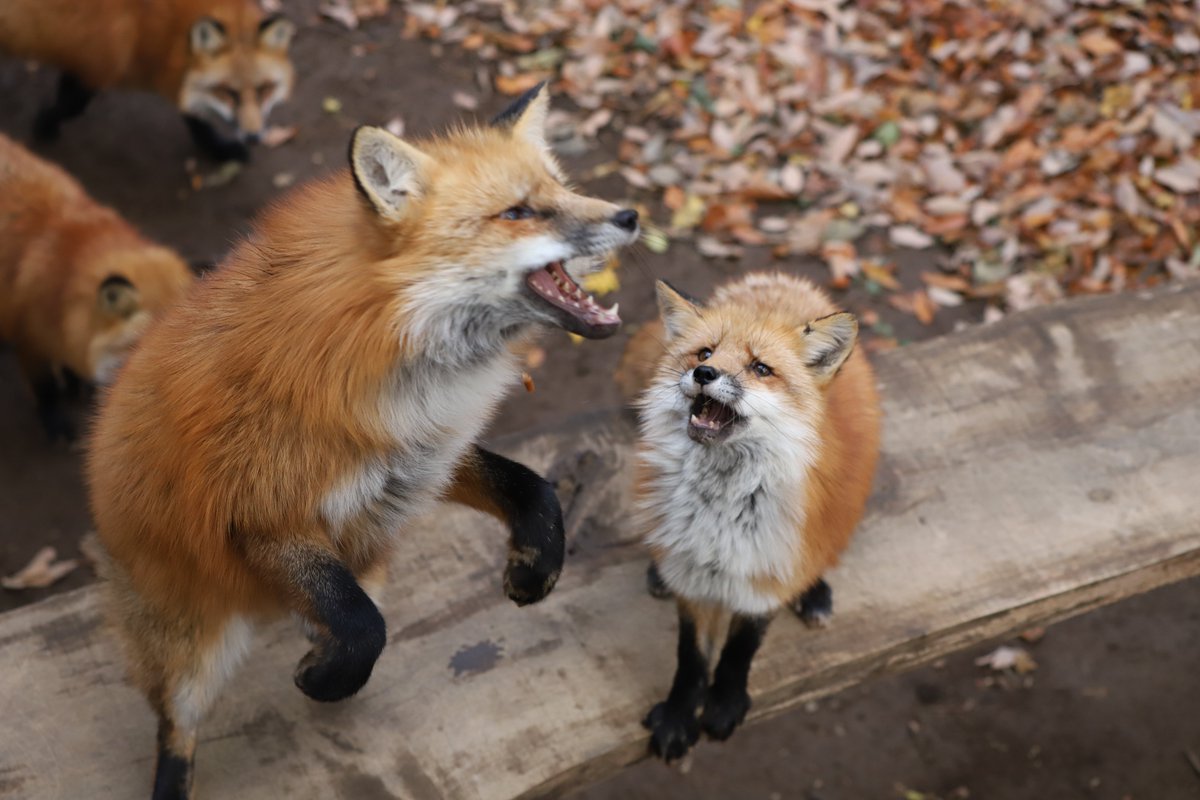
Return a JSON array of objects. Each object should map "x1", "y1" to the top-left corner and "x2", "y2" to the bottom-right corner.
[
  {"x1": 32, "y1": 73, "x2": 94, "y2": 142},
  {"x1": 239, "y1": 532, "x2": 386, "y2": 703},
  {"x1": 118, "y1": 614, "x2": 252, "y2": 800},
  {"x1": 789, "y1": 577, "x2": 833, "y2": 628}
]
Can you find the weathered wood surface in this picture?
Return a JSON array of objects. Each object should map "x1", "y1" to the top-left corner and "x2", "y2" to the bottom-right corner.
[{"x1": 2, "y1": 282, "x2": 1199, "y2": 800}]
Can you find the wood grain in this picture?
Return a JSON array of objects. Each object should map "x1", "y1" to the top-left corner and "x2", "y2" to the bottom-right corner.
[{"x1": 1, "y1": 282, "x2": 1198, "y2": 800}]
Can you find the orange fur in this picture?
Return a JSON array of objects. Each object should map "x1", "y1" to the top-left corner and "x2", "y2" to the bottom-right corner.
[
  {"x1": 0, "y1": 132, "x2": 192, "y2": 388},
  {"x1": 0, "y1": 0, "x2": 294, "y2": 138},
  {"x1": 86, "y1": 90, "x2": 638, "y2": 793}
]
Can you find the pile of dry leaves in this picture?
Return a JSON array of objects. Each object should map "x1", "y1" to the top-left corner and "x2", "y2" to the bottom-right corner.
[{"x1": 398, "y1": 0, "x2": 1200, "y2": 316}]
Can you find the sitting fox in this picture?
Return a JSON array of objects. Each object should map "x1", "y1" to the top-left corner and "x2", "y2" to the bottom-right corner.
[
  {"x1": 0, "y1": 0, "x2": 295, "y2": 161},
  {"x1": 631, "y1": 273, "x2": 881, "y2": 761},
  {"x1": 87, "y1": 84, "x2": 639, "y2": 800},
  {"x1": 0, "y1": 133, "x2": 193, "y2": 442}
]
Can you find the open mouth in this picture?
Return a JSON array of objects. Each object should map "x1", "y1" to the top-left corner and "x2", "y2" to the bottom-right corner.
[
  {"x1": 688, "y1": 395, "x2": 742, "y2": 444},
  {"x1": 524, "y1": 261, "x2": 620, "y2": 339}
]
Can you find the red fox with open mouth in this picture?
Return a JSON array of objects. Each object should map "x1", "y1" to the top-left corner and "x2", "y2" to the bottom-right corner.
[
  {"x1": 87, "y1": 84, "x2": 638, "y2": 800},
  {"x1": 631, "y1": 273, "x2": 881, "y2": 761}
]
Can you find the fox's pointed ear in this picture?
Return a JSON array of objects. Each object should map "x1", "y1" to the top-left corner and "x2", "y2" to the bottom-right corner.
[
  {"x1": 257, "y1": 14, "x2": 295, "y2": 52},
  {"x1": 656, "y1": 280, "x2": 700, "y2": 340},
  {"x1": 800, "y1": 312, "x2": 858, "y2": 383},
  {"x1": 97, "y1": 275, "x2": 140, "y2": 320},
  {"x1": 189, "y1": 18, "x2": 228, "y2": 55},
  {"x1": 350, "y1": 126, "x2": 433, "y2": 221},
  {"x1": 492, "y1": 81, "x2": 550, "y2": 151}
]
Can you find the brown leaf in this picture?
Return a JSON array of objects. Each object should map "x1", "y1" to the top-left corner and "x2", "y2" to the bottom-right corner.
[
  {"x1": 2, "y1": 547, "x2": 78, "y2": 590},
  {"x1": 494, "y1": 73, "x2": 544, "y2": 95}
]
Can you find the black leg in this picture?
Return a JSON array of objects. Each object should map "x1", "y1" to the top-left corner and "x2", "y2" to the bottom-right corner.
[
  {"x1": 183, "y1": 115, "x2": 250, "y2": 162},
  {"x1": 646, "y1": 562, "x2": 672, "y2": 599},
  {"x1": 239, "y1": 534, "x2": 386, "y2": 702},
  {"x1": 700, "y1": 613, "x2": 772, "y2": 741},
  {"x1": 644, "y1": 602, "x2": 709, "y2": 761},
  {"x1": 449, "y1": 445, "x2": 566, "y2": 606},
  {"x1": 30, "y1": 369, "x2": 75, "y2": 444},
  {"x1": 33, "y1": 73, "x2": 94, "y2": 142},
  {"x1": 790, "y1": 577, "x2": 833, "y2": 628},
  {"x1": 151, "y1": 719, "x2": 194, "y2": 800}
]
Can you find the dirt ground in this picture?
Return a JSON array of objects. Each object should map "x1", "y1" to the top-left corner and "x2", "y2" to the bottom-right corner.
[{"x1": 1, "y1": 5, "x2": 1197, "y2": 799}]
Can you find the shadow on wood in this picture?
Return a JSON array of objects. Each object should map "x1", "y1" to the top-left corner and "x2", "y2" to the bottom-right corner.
[{"x1": 1, "y1": 282, "x2": 1198, "y2": 799}]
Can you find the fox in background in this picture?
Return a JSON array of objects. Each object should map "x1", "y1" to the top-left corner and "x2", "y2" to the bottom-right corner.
[
  {"x1": 0, "y1": 133, "x2": 193, "y2": 443},
  {"x1": 0, "y1": 0, "x2": 295, "y2": 161},
  {"x1": 88, "y1": 84, "x2": 639, "y2": 799},
  {"x1": 624, "y1": 273, "x2": 881, "y2": 761}
]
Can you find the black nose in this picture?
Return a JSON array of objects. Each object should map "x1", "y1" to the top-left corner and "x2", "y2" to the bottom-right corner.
[
  {"x1": 612, "y1": 208, "x2": 639, "y2": 232},
  {"x1": 693, "y1": 365, "x2": 718, "y2": 385},
  {"x1": 243, "y1": 132, "x2": 261, "y2": 145}
]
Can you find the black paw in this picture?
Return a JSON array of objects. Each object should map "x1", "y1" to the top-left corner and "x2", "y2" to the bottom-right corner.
[
  {"x1": 700, "y1": 687, "x2": 751, "y2": 741},
  {"x1": 293, "y1": 641, "x2": 382, "y2": 703},
  {"x1": 503, "y1": 546, "x2": 560, "y2": 606},
  {"x1": 643, "y1": 701, "x2": 699, "y2": 762},
  {"x1": 32, "y1": 109, "x2": 62, "y2": 142},
  {"x1": 791, "y1": 578, "x2": 833, "y2": 629},
  {"x1": 646, "y1": 562, "x2": 672, "y2": 599}
]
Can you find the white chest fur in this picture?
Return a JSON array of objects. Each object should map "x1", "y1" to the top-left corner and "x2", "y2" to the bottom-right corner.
[
  {"x1": 638, "y1": 413, "x2": 814, "y2": 617},
  {"x1": 320, "y1": 353, "x2": 518, "y2": 542}
]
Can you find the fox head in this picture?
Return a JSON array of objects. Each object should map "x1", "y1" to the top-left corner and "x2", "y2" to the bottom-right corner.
[
  {"x1": 179, "y1": 9, "x2": 295, "y2": 146},
  {"x1": 80, "y1": 249, "x2": 193, "y2": 385},
  {"x1": 347, "y1": 83, "x2": 640, "y2": 362},
  {"x1": 643, "y1": 279, "x2": 858, "y2": 447}
]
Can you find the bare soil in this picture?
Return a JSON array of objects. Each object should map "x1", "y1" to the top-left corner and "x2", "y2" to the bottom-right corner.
[{"x1": 1, "y1": 5, "x2": 1196, "y2": 799}]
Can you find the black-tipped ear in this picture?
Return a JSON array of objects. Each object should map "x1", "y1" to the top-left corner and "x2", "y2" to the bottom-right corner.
[
  {"x1": 257, "y1": 14, "x2": 294, "y2": 51},
  {"x1": 655, "y1": 280, "x2": 700, "y2": 340},
  {"x1": 800, "y1": 312, "x2": 858, "y2": 383},
  {"x1": 491, "y1": 81, "x2": 547, "y2": 127},
  {"x1": 491, "y1": 82, "x2": 550, "y2": 151},
  {"x1": 189, "y1": 18, "x2": 227, "y2": 55},
  {"x1": 349, "y1": 125, "x2": 433, "y2": 221},
  {"x1": 97, "y1": 275, "x2": 140, "y2": 319}
]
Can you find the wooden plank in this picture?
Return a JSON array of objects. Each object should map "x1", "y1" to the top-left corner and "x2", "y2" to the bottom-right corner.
[{"x1": 1, "y1": 282, "x2": 1198, "y2": 800}]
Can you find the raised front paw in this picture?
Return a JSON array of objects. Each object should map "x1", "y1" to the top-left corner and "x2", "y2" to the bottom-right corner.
[
  {"x1": 503, "y1": 545, "x2": 561, "y2": 606},
  {"x1": 643, "y1": 701, "x2": 700, "y2": 762},
  {"x1": 700, "y1": 687, "x2": 752, "y2": 741}
]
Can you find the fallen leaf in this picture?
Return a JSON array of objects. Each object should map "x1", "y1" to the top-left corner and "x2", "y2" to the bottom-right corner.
[
  {"x1": 452, "y1": 91, "x2": 479, "y2": 111},
  {"x1": 524, "y1": 346, "x2": 546, "y2": 370},
  {"x1": 2, "y1": 547, "x2": 78, "y2": 590},
  {"x1": 581, "y1": 259, "x2": 620, "y2": 297},
  {"x1": 642, "y1": 225, "x2": 670, "y2": 254},
  {"x1": 975, "y1": 645, "x2": 1038, "y2": 674},
  {"x1": 521, "y1": 372, "x2": 536, "y2": 393},
  {"x1": 890, "y1": 226, "x2": 935, "y2": 249},
  {"x1": 319, "y1": 1, "x2": 359, "y2": 29},
  {"x1": 261, "y1": 125, "x2": 297, "y2": 148}
]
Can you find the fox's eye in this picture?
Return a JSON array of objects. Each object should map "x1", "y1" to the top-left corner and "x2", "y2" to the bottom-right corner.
[
  {"x1": 697, "y1": 347, "x2": 713, "y2": 361},
  {"x1": 752, "y1": 360, "x2": 773, "y2": 378},
  {"x1": 216, "y1": 85, "x2": 239, "y2": 105},
  {"x1": 499, "y1": 205, "x2": 535, "y2": 221},
  {"x1": 256, "y1": 81, "x2": 276, "y2": 99}
]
